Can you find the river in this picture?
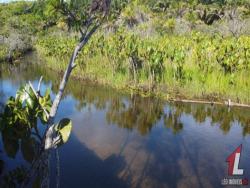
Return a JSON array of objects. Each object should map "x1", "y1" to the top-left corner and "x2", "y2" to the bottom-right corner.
[{"x1": 0, "y1": 54, "x2": 250, "y2": 188}]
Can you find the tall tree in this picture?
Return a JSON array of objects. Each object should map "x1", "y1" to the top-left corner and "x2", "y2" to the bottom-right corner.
[{"x1": 42, "y1": 0, "x2": 111, "y2": 150}]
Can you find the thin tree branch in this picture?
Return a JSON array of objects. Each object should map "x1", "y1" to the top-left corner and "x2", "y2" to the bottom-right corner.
[
  {"x1": 80, "y1": 16, "x2": 95, "y2": 40},
  {"x1": 37, "y1": 76, "x2": 43, "y2": 94}
]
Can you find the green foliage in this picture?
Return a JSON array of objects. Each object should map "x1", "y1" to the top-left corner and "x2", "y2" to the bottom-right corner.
[
  {"x1": 41, "y1": 0, "x2": 90, "y2": 32},
  {"x1": 36, "y1": 30, "x2": 250, "y2": 103},
  {"x1": 36, "y1": 36, "x2": 76, "y2": 59},
  {"x1": 147, "y1": 0, "x2": 250, "y2": 11},
  {"x1": 38, "y1": 88, "x2": 52, "y2": 123},
  {"x1": 54, "y1": 118, "x2": 72, "y2": 146},
  {"x1": 0, "y1": 2, "x2": 43, "y2": 35},
  {"x1": 1, "y1": 0, "x2": 250, "y2": 103},
  {"x1": 0, "y1": 84, "x2": 51, "y2": 159},
  {"x1": 108, "y1": 0, "x2": 129, "y2": 20},
  {"x1": 194, "y1": 34, "x2": 250, "y2": 73},
  {"x1": 0, "y1": 84, "x2": 52, "y2": 130},
  {"x1": 164, "y1": 18, "x2": 176, "y2": 33},
  {"x1": 0, "y1": 82, "x2": 73, "y2": 166},
  {"x1": 0, "y1": 45, "x2": 8, "y2": 62},
  {"x1": 37, "y1": 30, "x2": 250, "y2": 80}
]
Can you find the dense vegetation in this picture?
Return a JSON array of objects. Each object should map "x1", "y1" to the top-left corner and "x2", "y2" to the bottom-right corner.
[
  {"x1": 0, "y1": 1, "x2": 250, "y2": 186},
  {"x1": 1, "y1": 0, "x2": 250, "y2": 103}
]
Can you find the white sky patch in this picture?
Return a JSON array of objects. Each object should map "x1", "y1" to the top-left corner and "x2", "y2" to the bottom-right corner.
[{"x1": 0, "y1": 0, "x2": 34, "y2": 3}]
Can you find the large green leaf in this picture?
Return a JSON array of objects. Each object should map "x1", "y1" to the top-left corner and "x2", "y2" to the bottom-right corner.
[
  {"x1": 38, "y1": 88, "x2": 52, "y2": 123},
  {"x1": 54, "y1": 118, "x2": 72, "y2": 146},
  {"x1": 25, "y1": 85, "x2": 38, "y2": 109},
  {"x1": 15, "y1": 85, "x2": 38, "y2": 109},
  {"x1": 15, "y1": 86, "x2": 27, "y2": 103}
]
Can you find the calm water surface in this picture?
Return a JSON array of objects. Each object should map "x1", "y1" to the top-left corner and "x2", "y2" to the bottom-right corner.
[{"x1": 0, "y1": 56, "x2": 250, "y2": 188}]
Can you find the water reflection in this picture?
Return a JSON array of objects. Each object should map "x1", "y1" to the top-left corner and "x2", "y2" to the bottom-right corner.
[
  {"x1": 0, "y1": 121, "x2": 45, "y2": 187},
  {"x1": 1, "y1": 59, "x2": 249, "y2": 137},
  {"x1": 67, "y1": 84, "x2": 250, "y2": 137},
  {"x1": 0, "y1": 56, "x2": 250, "y2": 188},
  {"x1": 106, "y1": 96, "x2": 164, "y2": 135}
]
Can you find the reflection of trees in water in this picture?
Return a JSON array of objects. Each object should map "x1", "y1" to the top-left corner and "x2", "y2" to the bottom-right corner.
[
  {"x1": 106, "y1": 96, "x2": 164, "y2": 135},
  {"x1": 164, "y1": 104, "x2": 184, "y2": 134},
  {"x1": 0, "y1": 62, "x2": 54, "y2": 186},
  {"x1": 19, "y1": 62, "x2": 248, "y2": 137},
  {"x1": 0, "y1": 114, "x2": 46, "y2": 186},
  {"x1": 0, "y1": 65, "x2": 4, "y2": 112},
  {"x1": 96, "y1": 96, "x2": 250, "y2": 136},
  {"x1": 168, "y1": 103, "x2": 250, "y2": 135},
  {"x1": 181, "y1": 103, "x2": 250, "y2": 135},
  {"x1": 68, "y1": 78, "x2": 250, "y2": 136},
  {"x1": 103, "y1": 96, "x2": 250, "y2": 136},
  {"x1": 1, "y1": 62, "x2": 250, "y2": 136}
]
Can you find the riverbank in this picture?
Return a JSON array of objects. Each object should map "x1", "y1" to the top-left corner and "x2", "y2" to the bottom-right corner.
[
  {"x1": 35, "y1": 40, "x2": 250, "y2": 106},
  {"x1": 0, "y1": 2, "x2": 35, "y2": 63},
  {"x1": 0, "y1": 21, "x2": 33, "y2": 63},
  {"x1": 35, "y1": 31, "x2": 250, "y2": 106},
  {"x1": 1, "y1": 1, "x2": 250, "y2": 105}
]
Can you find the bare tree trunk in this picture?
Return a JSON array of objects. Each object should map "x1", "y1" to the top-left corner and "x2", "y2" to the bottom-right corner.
[
  {"x1": 44, "y1": 45, "x2": 78, "y2": 150},
  {"x1": 44, "y1": 24, "x2": 99, "y2": 150}
]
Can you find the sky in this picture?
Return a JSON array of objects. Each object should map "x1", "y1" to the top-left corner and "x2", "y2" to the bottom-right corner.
[
  {"x1": 0, "y1": 0, "x2": 15, "y2": 2},
  {"x1": 0, "y1": 0, "x2": 33, "y2": 3}
]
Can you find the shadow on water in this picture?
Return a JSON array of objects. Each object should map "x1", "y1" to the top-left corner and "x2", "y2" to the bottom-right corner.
[
  {"x1": 53, "y1": 135, "x2": 129, "y2": 188},
  {"x1": 0, "y1": 55, "x2": 250, "y2": 187}
]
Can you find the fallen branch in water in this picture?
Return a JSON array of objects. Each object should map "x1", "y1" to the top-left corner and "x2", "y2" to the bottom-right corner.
[{"x1": 171, "y1": 98, "x2": 250, "y2": 108}]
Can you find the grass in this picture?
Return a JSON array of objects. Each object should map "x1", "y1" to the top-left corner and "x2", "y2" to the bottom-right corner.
[
  {"x1": 36, "y1": 42, "x2": 250, "y2": 105},
  {"x1": 0, "y1": 45, "x2": 8, "y2": 62},
  {"x1": 2, "y1": 0, "x2": 247, "y2": 104}
]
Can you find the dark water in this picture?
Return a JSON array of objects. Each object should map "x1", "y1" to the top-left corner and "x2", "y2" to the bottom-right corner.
[{"x1": 0, "y1": 56, "x2": 250, "y2": 188}]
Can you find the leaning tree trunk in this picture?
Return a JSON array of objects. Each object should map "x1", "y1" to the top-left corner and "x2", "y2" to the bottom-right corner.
[
  {"x1": 44, "y1": 24, "x2": 99, "y2": 150},
  {"x1": 20, "y1": 24, "x2": 101, "y2": 188}
]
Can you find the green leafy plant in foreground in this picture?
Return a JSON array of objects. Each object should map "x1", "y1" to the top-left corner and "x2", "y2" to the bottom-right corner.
[
  {"x1": 0, "y1": 83, "x2": 72, "y2": 154},
  {"x1": 1, "y1": 0, "x2": 110, "y2": 186},
  {"x1": 0, "y1": 83, "x2": 72, "y2": 186}
]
